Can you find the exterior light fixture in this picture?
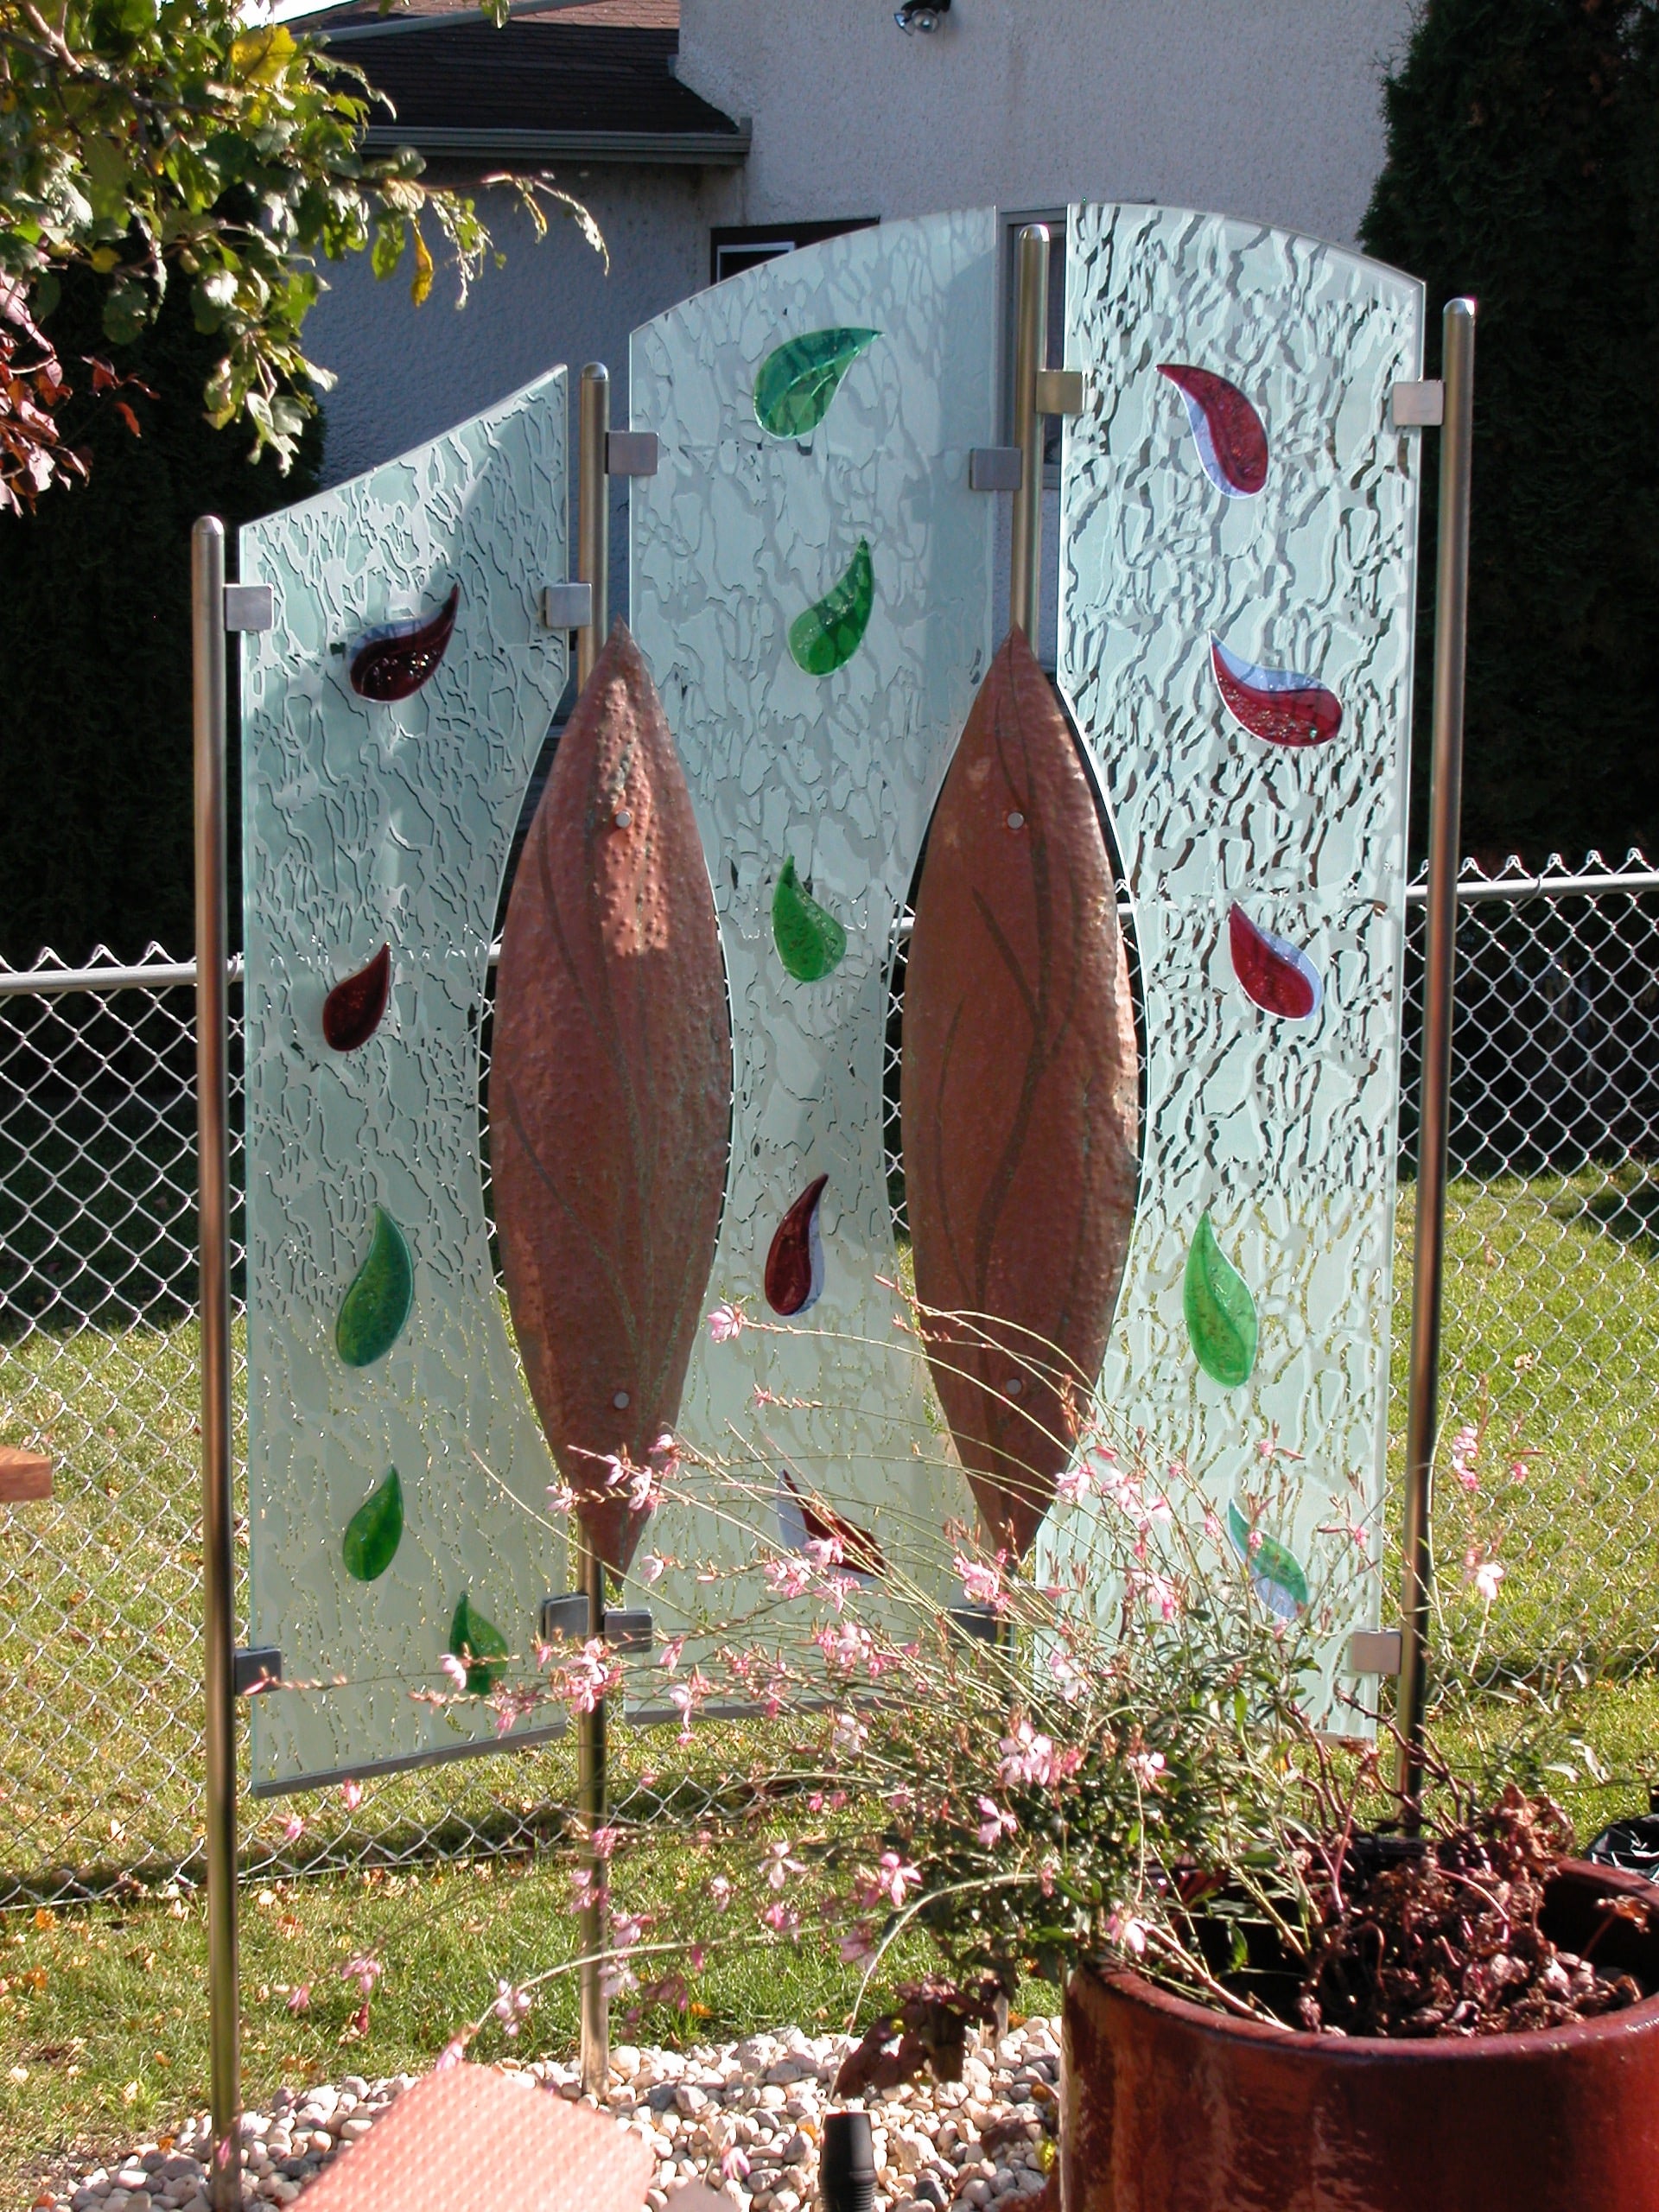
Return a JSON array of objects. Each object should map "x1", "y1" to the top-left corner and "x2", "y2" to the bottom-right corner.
[{"x1": 895, "y1": 0, "x2": 950, "y2": 30}]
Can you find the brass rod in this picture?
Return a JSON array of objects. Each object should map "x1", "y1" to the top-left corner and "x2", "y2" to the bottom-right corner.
[
  {"x1": 576, "y1": 1522, "x2": 609, "y2": 2091},
  {"x1": 1396, "y1": 298, "x2": 1478, "y2": 1815},
  {"x1": 193, "y1": 517, "x2": 240, "y2": 2210},
  {"x1": 1008, "y1": 224, "x2": 1049, "y2": 644},
  {"x1": 577, "y1": 364, "x2": 610, "y2": 686}
]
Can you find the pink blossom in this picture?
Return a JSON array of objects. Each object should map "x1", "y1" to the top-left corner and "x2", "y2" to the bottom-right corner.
[
  {"x1": 639, "y1": 1554, "x2": 665, "y2": 1585},
  {"x1": 1510, "y1": 1459, "x2": 1530, "y2": 1487},
  {"x1": 804, "y1": 1534, "x2": 844, "y2": 1570},
  {"x1": 708, "y1": 1875, "x2": 733, "y2": 1911},
  {"x1": 282, "y1": 1813, "x2": 304, "y2": 1845},
  {"x1": 765, "y1": 1556, "x2": 813, "y2": 1599},
  {"x1": 1449, "y1": 1423, "x2": 1480, "y2": 1491},
  {"x1": 441, "y1": 1653, "x2": 469, "y2": 1692},
  {"x1": 708, "y1": 1302, "x2": 745, "y2": 1344},
  {"x1": 764, "y1": 1839, "x2": 805, "y2": 1889},
  {"x1": 669, "y1": 1667, "x2": 711, "y2": 1738},
  {"x1": 831, "y1": 1710, "x2": 869, "y2": 1755},
  {"x1": 568, "y1": 1866, "x2": 605, "y2": 1914},
  {"x1": 837, "y1": 1923, "x2": 877, "y2": 1964},
  {"x1": 1127, "y1": 1749, "x2": 1166, "y2": 1792},
  {"x1": 434, "y1": 2037, "x2": 467, "y2": 2071},
  {"x1": 547, "y1": 1481, "x2": 577, "y2": 1516},
  {"x1": 998, "y1": 1719, "x2": 1058, "y2": 1789},
  {"x1": 976, "y1": 1796, "x2": 1018, "y2": 1848},
  {"x1": 1046, "y1": 1647, "x2": 1084, "y2": 1703},
  {"x1": 492, "y1": 1980, "x2": 532, "y2": 2037},
  {"x1": 340, "y1": 1779, "x2": 364, "y2": 1813},
  {"x1": 721, "y1": 2146, "x2": 752, "y2": 2183},
  {"x1": 659, "y1": 1635, "x2": 687, "y2": 1674},
  {"x1": 285, "y1": 1983, "x2": 310, "y2": 2013},
  {"x1": 340, "y1": 1955, "x2": 383, "y2": 1998},
  {"x1": 1104, "y1": 1908, "x2": 1148, "y2": 1955},
  {"x1": 1055, "y1": 1459, "x2": 1093, "y2": 1506},
  {"x1": 611, "y1": 1910, "x2": 647, "y2": 1952},
  {"x1": 955, "y1": 1553, "x2": 1005, "y2": 1610},
  {"x1": 863, "y1": 1851, "x2": 920, "y2": 1910},
  {"x1": 590, "y1": 1825, "x2": 620, "y2": 1860},
  {"x1": 1465, "y1": 1548, "x2": 1504, "y2": 1604}
]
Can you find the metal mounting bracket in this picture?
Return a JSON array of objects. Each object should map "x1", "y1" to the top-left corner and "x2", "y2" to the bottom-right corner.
[
  {"x1": 1347, "y1": 1629, "x2": 1403, "y2": 1677},
  {"x1": 539, "y1": 1592, "x2": 653, "y2": 1650},
  {"x1": 223, "y1": 584, "x2": 273, "y2": 634},
  {"x1": 541, "y1": 582, "x2": 594, "y2": 630},
  {"x1": 603, "y1": 1607, "x2": 653, "y2": 1653},
  {"x1": 234, "y1": 1646, "x2": 283, "y2": 1696},
  {"x1": 969, "y1": 446, "x2": 1023, "y2": 493},
  {"x1": 606, "y1": 430, "x2": 659, "y2": 478},
  {"x1": 1391, "y1": 379, "x2": 1445, "y2": 429},
  {"x1": 1033, "y1": 367, "x2": 1087, "y2": 416}
]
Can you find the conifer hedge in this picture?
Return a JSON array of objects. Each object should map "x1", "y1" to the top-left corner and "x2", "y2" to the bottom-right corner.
[
  {"x1": 0, "y1": 270, "x2": 320, "y2": 968},
  {"x1": 1363, "y1": 0, "x2": 1659, "y2": 866}
]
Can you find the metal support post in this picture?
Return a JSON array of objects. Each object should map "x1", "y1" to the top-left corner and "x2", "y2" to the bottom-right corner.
[
  {"x1": 1396, "y1": 298, "x2": 1478, "y2": 1815},
  {"x1": 576, "y1": 1523, "x2": 609, "y2": 2093},
  {"x1": 194, "y1": 516, "x2": 240, "y2": 2210},
  {"x1": 1007, "y1": 224, "x2": 1049, "y2": 644},
  {"x1": 577, "y1": 364, "x2": 611, "y2": 688}
]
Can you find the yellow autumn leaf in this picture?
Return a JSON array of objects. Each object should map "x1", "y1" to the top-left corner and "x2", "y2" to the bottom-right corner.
[
  {"x1": 231, "y1": 24, "x2": 296, "y2": 84},
  {"x1": 410, "y1": 226, "x2": 434, "y2": 308}
]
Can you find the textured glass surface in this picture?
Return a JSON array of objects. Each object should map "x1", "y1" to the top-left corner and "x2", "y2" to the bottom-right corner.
[
  {"x1": 240, "y1": 373, "x2": 569, "y2": 1791},
  {"x1": 1052, "y1": 206, "x2": 1425, "y2": 1719},
  {"x1": 630, "y1": 213, "x2": 1000, "y2": 1637}
]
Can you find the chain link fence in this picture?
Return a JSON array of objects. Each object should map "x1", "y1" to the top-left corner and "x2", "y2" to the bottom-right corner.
[{"x1": 3, "y1": 855, "x2": 1658, "y2": 1902}]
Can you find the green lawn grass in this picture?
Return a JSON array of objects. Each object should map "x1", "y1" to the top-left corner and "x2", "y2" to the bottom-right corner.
[{"x1": 5, "y1": 1164, "x2": 1659, "y2": 2201}]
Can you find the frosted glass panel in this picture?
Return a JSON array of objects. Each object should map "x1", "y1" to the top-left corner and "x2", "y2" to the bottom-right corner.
[
  {"x1": 1053, "y1": 206, "x2": 1425, "y2": 1719},
  {"x1": 629, "y1": 212, "x2": 1000, "y2": 1638},
  {"x1": 240, "y1": 373, "x2": 569, "y2": 1791}
]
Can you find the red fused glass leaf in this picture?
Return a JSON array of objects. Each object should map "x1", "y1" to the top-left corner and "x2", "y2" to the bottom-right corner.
[
  {"x1": 900, "y1": 627, "x2": 1140, "y2": 1563},
  {"x1": 1211, "y1": 639, "x2": 1342, "y2": 748},
  {"x1": 490, "y1": 623, "x2": 732, "y2": 1574},
  {"x1": 1158, "y1": 364, "x2": 1268, "y2": 496},
  {"x1": 1228, "y1": 905, "x2": 1322, "y2": 1020},
  {"x1": 779, "y1": 1470, "x2": 886, "y2": 1579},
  {"x1": 765, "y1": 1174, "x2": 828, "y2": 1317},
  {"x1": 322, "y1": 943, "x2": 392, "y2": 1052},
  {"x1": 349, "y1": 584, "x2": 460, "y2": 702}
]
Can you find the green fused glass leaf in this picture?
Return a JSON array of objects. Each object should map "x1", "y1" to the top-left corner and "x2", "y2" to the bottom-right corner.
[
  {"x1": 334, "y1": 1204, "x2": 414, "y2": 1368},
  {"x1": 772, "y1": 856, "x2": 848, "y2": 982},
  {"x1": 448, "y1": 1591, "x2": 510, "y2": 1695},
  {"x1": 342, "y1": 1467, "x2": 404, "y2": 1583},
  {"x1": 1226, "y1": 1501, "x2": 1309, "y2": 1620},
  {"x1": 1182, "y1": 1211, "x2": 1257, "y2": 1388},
  {"x1": 788, "y1": 539, "x2": 874, "y2": 677},
  {"x1": 753, "y1": 327, "x2": 880, "y2": 438}
]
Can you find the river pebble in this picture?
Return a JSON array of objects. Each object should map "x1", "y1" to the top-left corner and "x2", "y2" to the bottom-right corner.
[{"x1": 35, "y1": 2018, "x2": 1060, "y2": 2212}]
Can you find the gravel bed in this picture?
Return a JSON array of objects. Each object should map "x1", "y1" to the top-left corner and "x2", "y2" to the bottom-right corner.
[{"x1": 35, "y1": 2019, "x2": 1062, "y2": 2212}]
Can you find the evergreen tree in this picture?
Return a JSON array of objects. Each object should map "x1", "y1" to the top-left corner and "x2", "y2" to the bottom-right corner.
[
  {"x1": 0, "y1": 269, "x2": 321, "y2": 964},
  {"x1": 1363, "y1": 0, "x2": 1659, "y2": 864}
]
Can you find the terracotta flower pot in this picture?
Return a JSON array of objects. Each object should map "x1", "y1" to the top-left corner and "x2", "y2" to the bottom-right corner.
[{"x1": 1059, "y1": 1861, "x2": 1659, "y2": 2212}]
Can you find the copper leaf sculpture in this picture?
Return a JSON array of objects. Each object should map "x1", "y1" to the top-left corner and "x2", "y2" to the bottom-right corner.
[
  {"x1": 491, "y1": 623, "x2": 732, "y2": 1573},
  {"x1": 901, "y1": 627, "x2": 1138, "y2": 1560}
]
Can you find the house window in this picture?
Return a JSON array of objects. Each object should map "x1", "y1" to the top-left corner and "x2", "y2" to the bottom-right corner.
[
  {"x1": 1001, "y1": 209, "x2": 1068, "y2": 481},
  {"x1": 709, "y1": 218, "x2": 879, "y2": 287}
]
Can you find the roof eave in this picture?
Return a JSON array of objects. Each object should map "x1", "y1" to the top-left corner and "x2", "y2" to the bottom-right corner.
[{"x1": 361, "y1": 123, "x2": 750, "y2": 165}]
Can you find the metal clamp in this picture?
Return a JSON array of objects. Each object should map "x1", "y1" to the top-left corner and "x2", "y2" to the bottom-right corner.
[
  {"x1": 223, "y1": 584, "x2": 273, "y2": 634},
  {"x1": 603, "y1": 1607, "x2": 652, "y2": 1652},
  {"x1": 1391, "y1": 379, "x2": 1445, "y2": 429},
  {"x1": 541, "y1": 582, "x2": 594, "y2": 630},
  {"x1": 540, "y1": 1592, "x2": 588, "y2": 1644},
  {"x1": 234, "y1": 1646, "x2": 283, "y2": 1696},
  {"x1": 606, "y1": 430, "x2": 659, "y2": 478},
  {"x1": 1346, "y1": 1629, "x2": 1402, "y2": 1677},
  {"x1": 1033, "y1": 367, "x2": 1087, "y2": 416},
  {"x1": 969, "y1": 447, "x2": 1023, "y2": 493}
]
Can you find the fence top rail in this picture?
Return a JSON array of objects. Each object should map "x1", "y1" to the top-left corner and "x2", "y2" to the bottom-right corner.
[{"x1": 3, "y1": 857, "x2": 1658, "y2": 1000}]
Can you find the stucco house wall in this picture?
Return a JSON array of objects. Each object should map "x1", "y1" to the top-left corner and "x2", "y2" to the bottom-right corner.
[{"x1": 303, "y1": 0, "x2": 1416, "y2": 637}]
